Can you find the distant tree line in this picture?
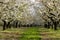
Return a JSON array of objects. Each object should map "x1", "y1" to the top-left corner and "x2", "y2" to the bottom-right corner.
[
  {"x1": 0, "y1": 0, "x2": 60, "y2": 31},
  {"x1": 2, "y1": 20, "x2": 41, "y2": 30}
]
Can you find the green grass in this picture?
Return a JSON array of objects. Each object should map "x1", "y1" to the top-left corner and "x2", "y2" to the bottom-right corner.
[
  {"x1": 0, "y1": 27, "x2": 60, "y2": 40},
  {"x1": 0, "y1": 27, "x2": 41, "y2": 40}
]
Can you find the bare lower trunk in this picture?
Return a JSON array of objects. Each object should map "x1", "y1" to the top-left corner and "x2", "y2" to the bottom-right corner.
[
  {"x1": 2, "y1": 20, "x2": 6, "y2": 30},
  {"x1": 6, "y1": 22, "x2": 11, "y2": 28},
  {"x1": 19, "y1": 24, "x2": 20, "y2": 27},
  {"x1": 47, "y1": 22, "x2": 50, "y2": 29},
  {"x1": 53, "y1": 22, "x2": 57, "y2": 30},
  {"x1": 44, "y1": 24, "x2": 48, "y2": 28},
  {"x1": 15, "y1": 22, "x2": 18, "y2": 28}
]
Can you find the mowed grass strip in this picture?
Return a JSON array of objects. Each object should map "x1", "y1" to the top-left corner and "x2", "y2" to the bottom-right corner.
[
  {"x1": 0, "y1": 27, "x2": 60, "y2": 40},
  {"x1": 0, "y1": 27, "x2": 41, "y2": 40}
]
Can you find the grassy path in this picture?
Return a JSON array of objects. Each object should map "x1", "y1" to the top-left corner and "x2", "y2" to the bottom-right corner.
[
  {"x1": 0, "y1": 27, "x2": 40, "y2": 40},
  {"x1": 0, "y1": 27, "x2": 60, "y2": 40},
  {"x1": 39, "y1": 28, "x2": 60, "y2": 40}
]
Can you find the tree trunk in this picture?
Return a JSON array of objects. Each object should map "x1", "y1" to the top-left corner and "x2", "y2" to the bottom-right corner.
[
  {"x1": 53, "y1": 22, "x2": 57, "y2": 30},
  {"x1": 47, "y1": 22, "x2": 50, "y2": 29},
  {"x1": 15, "y1": 21, "x2": 18, "y2": 28},
  {"x1": 6, "y1": 22, "x2": 11, "y2": 28},
  {"x1": 13, "y1": 21, "x2": 15, "y2": 28},
  {"x1": 19, "y1": 24, "x2": 20, "y2": 28},
  {"x1": 2, "y1": 20, "x2": 6, "y2": 30},
  {"x1": 51, "y1": 24, "x2": 54, "y2": 29},
  {"x1": 44, "y1": 24, "x2": 48, "y2": 28}
]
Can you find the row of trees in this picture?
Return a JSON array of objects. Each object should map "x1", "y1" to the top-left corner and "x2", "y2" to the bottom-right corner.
[
  {"x1": 40, "y1": 0, "x2": 60, "y2": 30},
  {"x1": 0, "y1": 0, "x2": 60, "y2": 30},
  {"x1": 0, "y1": 0, "x2": 43, "y2": 30}
]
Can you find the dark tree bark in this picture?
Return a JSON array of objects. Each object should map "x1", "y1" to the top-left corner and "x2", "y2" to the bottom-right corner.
[
  {"x1": 13, "y1": 21, "x2": 15, "y2": 28},
  {"x1": 44, "y1": 23, "x2": 48, "y2": 28},
  {"x1": 51, "y1": 24, "x2": 54, "y2": 29},
  {"x1": 47, "y1": 16, "x2": 58, "y2": 30},
  {"x1": 53, "y1": 21, "x2": 59, "y2": 30},
  {"x1": 30, "y1": 24, "x2": 32, "y2": 27},
  {"x1": 12, "y1": 21, "x2": 16, "y2": 28},
  {"x1": 6, "y1": 22, "x2": 11, "y2": 28},
  {"x1": 2, "y1": 20, "x2": 6, "y2": 30},
  {"x1": 15, "y1": 21, "x2": 18, "y2": 28},
  {"x1": 18, "y1": 22, "x2": 20, "y2": 27},
  {"x1": 53, "y1": 22, "x2": 57, "y2": 30},
  {"x1": 47, "y1": 22, "x2": 50, "y2": 29}
]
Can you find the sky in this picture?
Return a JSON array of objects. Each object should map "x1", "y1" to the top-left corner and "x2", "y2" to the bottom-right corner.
[{"x1": 30, "y1": 0, "x2": 35, "y2": 2}]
